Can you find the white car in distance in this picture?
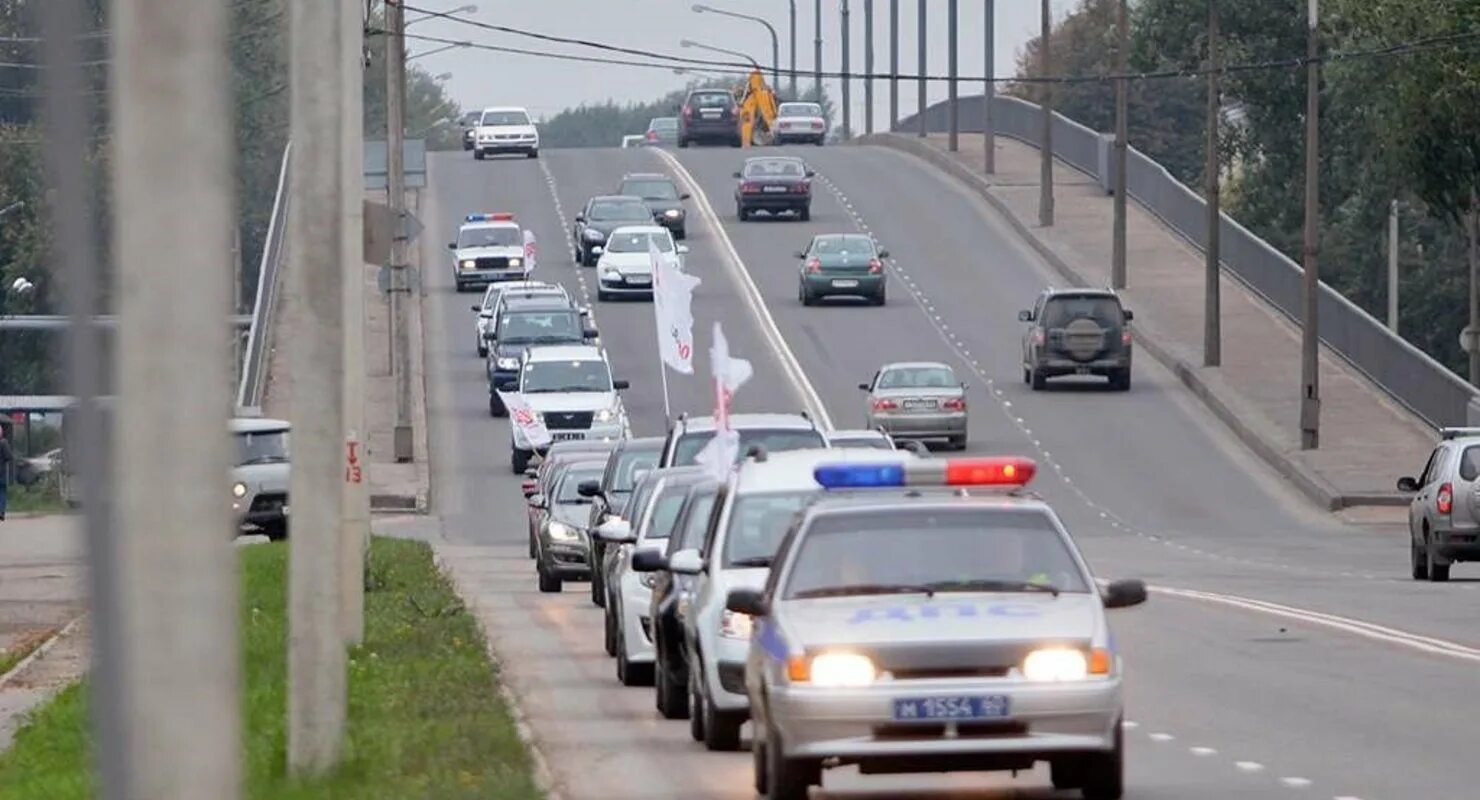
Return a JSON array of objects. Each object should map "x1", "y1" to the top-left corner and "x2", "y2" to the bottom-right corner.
[{"x1": 473, "y1": 106, "x2": 539, "y2": 160}]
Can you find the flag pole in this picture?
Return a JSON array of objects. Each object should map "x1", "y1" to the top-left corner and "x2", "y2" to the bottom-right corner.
[{"x1": 657, "y1": 359, "x2": 673, "y2": 424}]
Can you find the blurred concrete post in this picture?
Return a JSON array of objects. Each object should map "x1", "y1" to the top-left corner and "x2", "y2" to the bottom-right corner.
[
  {"x1": 1038, "y1": 0, "x2": 1054, "y2": 226},
  {"x1": 1111, "y1": 0, "x2": 1127, "y2": 287},
  {"x1": 840, "y1": 0, "x2": 851, "y2": 140},
  {"x1": 1387, "y1": 200, "x2": 1399, "y2": 333},
  {"x1": 946, "y1": 0, "x2": 958, "y2": 151},
  {"x1": 863, "y1": 0, "x2": 874, "y2": 135},
  {"x1": 288, "y1": 0, "x2": 348, "y2": 772},
  {"x1": 341, "y1": 0, "x2": 368, "y2": 646},
  {"x1": 1203, "y1": 0, "x2": 1221, "y2": 367},
  {"x1": 1300, "y1": 0, "x2": 1320, "y2": 449},
  {"x1": 788, "y1": 0, "x2": 797, "y2": 98},
  {"x1": 108, "y1": 0, "x2": 243, "y2": 796},
  {"x1": 40, "y1": 0, "x2": 124, "y2": 793},
  {"x1": 888, "y1": 0, "x2": 898, "y2": 128},
  {"x1": 388, "y1": 0, "x2": 413, "y2": 462},
  {"x1": 915, "y1": 0, "x2": 927, "y2": 137},
  {"x1": 983, "y1": 0, "x2": 995, "y2": 174},
  {"x1": 813, "y1": 0, "x2": 822, "y2": 100}
]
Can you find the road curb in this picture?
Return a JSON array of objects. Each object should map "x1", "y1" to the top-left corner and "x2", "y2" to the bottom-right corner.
[
  {"x1": 0, "y1": 614, "x2": 83, "y2": 690},
  {"x1": 430, "y1": 546, "x2": 564, "y2": 800},
  {"x1": 855, "y1": 132, "x2": 1364, "y2": 513}
]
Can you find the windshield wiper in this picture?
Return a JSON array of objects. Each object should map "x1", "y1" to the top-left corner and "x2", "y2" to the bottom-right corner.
[
  {"x1": 792, "y1": 583, "x2": 936, "y2": 599},
  {"x1": 729, "y1": 556, "x2": 773, "y2": 568},
  {"x1": 239, "y1": 455, "x2": 288, "y2": 465},
  {"x1": 925, "y1": 579, "x2": 1060, "y2": 596}
]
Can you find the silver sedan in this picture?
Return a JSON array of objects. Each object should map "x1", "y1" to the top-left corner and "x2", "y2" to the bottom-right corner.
[{"x1": 860, "y1": 362, "x2": 968, "y2": 450}]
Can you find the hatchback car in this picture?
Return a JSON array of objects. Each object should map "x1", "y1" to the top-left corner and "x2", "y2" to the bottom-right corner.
[
  {"x1": 533, "y1": 459, "x2": 607, "y2": 592},
  {"x1": 861, "y1": 362, "x2": 968, "y2": 450},
  {"x1": 573, "y1": 195, "x2": 658, "y2": 266},
  {"x1": 797, "y1": 233, "x2": 888, "y2": 305},
  {"x1": 618, "y1": 172, "x2": 689, "y2": 239},
  {"x1": 1398, "y1": 428, "x2": 1480, "y2": 581},
  {"x1": 735, "y1": 157, "x2": 814, "y2": 221},
  {"x1": 678, "y1": 89, "x2": 742, "y2": 147},
  {"x1": 1020, "y1": 289, "x2": 1134, "y2": 391}
]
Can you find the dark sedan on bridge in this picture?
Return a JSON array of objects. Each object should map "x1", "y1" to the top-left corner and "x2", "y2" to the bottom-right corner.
[{"x1": 734, "y1": 156, "x2": 813, "y2": 221}]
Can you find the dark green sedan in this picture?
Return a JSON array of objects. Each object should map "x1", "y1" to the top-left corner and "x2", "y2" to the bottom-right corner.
[{"x1": 796, "y1": 233, "x2": 889, "y2": 306}]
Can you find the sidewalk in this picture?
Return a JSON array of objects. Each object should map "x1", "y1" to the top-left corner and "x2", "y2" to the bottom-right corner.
[
  {"x1": 262, "y1": 189, "x2": 430, "y2": 512},
  {"x1": 862, "y1": 132, "x2": 1434, "y2": 510}
]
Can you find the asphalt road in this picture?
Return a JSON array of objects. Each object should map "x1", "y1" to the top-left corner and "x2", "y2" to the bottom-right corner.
[{"x1": 421, "y1": 145, "x2": 1480, "y2": 799}]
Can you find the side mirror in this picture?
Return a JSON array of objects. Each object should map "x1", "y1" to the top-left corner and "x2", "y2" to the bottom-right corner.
[
  {"x1": 794, "y1": 250, "x2": 807, "y2": 259},
  {"x1": 877, "y1": 248, "x2": 890, "y2": 259},
  {"x1": 680, "y1": 192, "x2": 692, "y2": 200},
  {"x1": 583, "y1": 326, "x2": 599, "y2": 340},
  {"x1": 857, "y1": 382, "x2": 870, "y2": 391},
  {"x1": 577, "y1": 480, "x2": 602, "y2": 498},
  {"x1": 732, "y1": 171, "x2": 743, "y2": 179},
  {"x1": 1397, "y1": 476, "x2": 1420, "y2": 493},
  {"x1": 596, "y1": 518, "x2": 635, "y2": 544},
  {"x1": 668, "y1": 549, "x2": 704, "y2": 575},
  {"x1": 592, "y1": 246, "x2": 604, "y2": 255},
  {"x1": 804, "y1": 169, "x2": 816, "y2": 177},
  {"x1": 631, "y1": 549, "x2": 667, "y2": 573},
  {"x1": 447, "y1": 241, "x2": 457, "y2": 250},
  {"x1": 471, "y1": 304, "x2": 482, "y2": 312},
  {"x1": 1018, "y1": 310, "x2": 1034, "y2": 322},
  {"x1": 1122, "y1": 309, "x2": 1135, "y2": 321},
  {"x1": 1101, "y1": 579, "x2": 1148, "y2": 609},
  {"x1": 613, "y1": 379, "x2": 630, "y2": 390},
  {"x1": 677, "y1": 244, "x2": 689, "y2": 254},
  {"x1": 726, "y1": 588, "x2": 769, "y2": 617},
  {"x1": 574, "y1": 215, "x2": 586, "y2": 223}
]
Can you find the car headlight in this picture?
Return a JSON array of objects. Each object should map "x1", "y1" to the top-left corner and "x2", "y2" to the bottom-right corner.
[
  {"x1": 496, "y1": 356, "x2": 520, "y2": 370},
  {"x1": 460, "y1": 259, "x2": 476, "y2": 270},
  {"x1": 584, "y1": 228, "x2": 605, "y2": 241},
  {"x1": 232, "y1": 482, "x2": 248, "y2": 498},
  {"x1": 547, "y1": 521, "x2": 579, "y2": 541},
  {"x1": 663, "y1": 209, "x2": 682, "y2": 218},
  {"x1": 595, "y1": 407, "x2": 617, "y2": 423},
  {"x1": 805, "y1": 652, "x2": 876, "y2": 687},
  {"x1": 508, "y1": 257, "x2": 522, "y2": 267},
  {"x1": 1022, "y1": 648, "x2": 1089, "y2": 681},
  {"x1": 719, "y1": 609, "x2": 753, "y2": 640}
]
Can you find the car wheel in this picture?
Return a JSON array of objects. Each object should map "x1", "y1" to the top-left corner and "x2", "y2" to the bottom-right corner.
[
  {"x1": 737, "y1": 205, "x2": 748, "y2": 221},
  {"x1": 689, "y1": 676, "x2": 706, "y2": 742},
  {"x1": 731, "y1": 136, "x2": 742, "y2": 148},
  {"x1": 536, "y1": 561, "x2": 562, "y2": 593},
  {"x1": 872, "y1": 286, "x2": 886, "y2": 306},
  {"x1": 1426, "y1": 529, "x2": 1451, "y2": 582},
  {"x1": 656, "y1": 657, "x2": 690, "y2": 719},
  {"x1": 674, "y1": 226, "x2": 687, "y2": 240},
  {"x1": 1412, "y1": 531, "x2": 1429, "y2": 580},
  {"x1": 702, "y1": 688, "x2": 744, "y2": 751},
  {"x1": 476, "y1": 342, "x2": 488, "y2": 358},
  {"x1": 590, "y1": 559, "x2": 605, "y2": 607},
  {"x1": 262, "y1": 522, "x2": 288, "y2": 541},
  {"x1": 1023, "y1": 367, "x2": 1031, "y2": 385},
  {"x1": 1031, "y1": 368, "x2": 1048, "y2": 391},
  {"x1": 528, "y1": 528, "x2": 537, "y2": 559},
  {"x1": 1051, "y1": 757, "x2": 1085, "y2": 790},
  {"x1": 473, "y1": 150, "x2": 485, "y2": 160},
  {"x1": 527, "y1": 149, "x2": 539, "y2": 159},
  {"x1": 511, "y1": 448, "x2": 532, "y2": 474},
  {"x1": 949, "y1": 434, "x2": 968, "y2": 451},
  {"x1": 617, "y1": 647, "x2": 654, "y2": 687},
  {"x1": 604, "y1": 597, "x2": 620, "y2": 655},
  {"x1": 1110, "y1": 368, "x2": 1132, "y2": 391},
  {"x1": 1079, "y1": 720, "x2": 1124, "y2": 800},
  {"x1": 765, "y1": 725, "x2": 815, "y2": 800},
  {"x1": 800, "y1": 284, "x2": 815, "y2": 306},
  {"x1": 597, "y1": 286, "x2": 612, "y2": 302},
  {"x1": 678, "y1": 137, "x2": 689, "y2": 149},
  {"x1": 489, "y1": 392, "x2": 507, "y2": 418},
  {"x1": 798, "y1": 205, "x2": 811, "y2": 222}
]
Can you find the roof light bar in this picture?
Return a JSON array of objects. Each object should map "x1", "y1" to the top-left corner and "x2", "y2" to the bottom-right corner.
[
  {"x1": 465, "y1": 212, "x2": 516, "y2": 222},
  {"x1": 813, "y1": 457, "x2": 1037, "y2": 490}
]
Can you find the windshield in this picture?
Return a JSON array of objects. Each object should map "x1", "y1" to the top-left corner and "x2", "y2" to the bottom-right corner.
[
  {"x1": 236, "y1": 429, "x2": 289, "y2": 466},
  {"x1": 610, "y1": 448, "x2": 659, "y2": 495},
  {"x1": 520, "y1": 359, "x2": 611, "y2": 393},
  {"x1": 461, "y1": 112, "x2": 480, "y2": 125},
  {"x1": 831, "y1": 435, "x2": 891, "y2": 450},
  {"x1": 606, "y1": 230, "x2": 674, "y2": 254},
  {"x1": 497, "y1": 310, "x2": 582, "y2": 343},
  {"x1": 626, "y1": 476, "x2": 661, "y2": 526},
  {"x1": 778, "y1": 103, "x2": 822, "y2": 117},
  {"x1": 877, "y1": 366, "x2": 957, "y2": 389},
  {"x1": 810, "y1": 235, "x2": 874, "y2": 256},
  {"x1": 690, "y1": 92, "x2": 733, "y2": 108},
  {"x1": 621, "y1": 179, "x2": 679, "y2": 200},
  {"x1": 459, "y1": 226, "x2": 521, "y2": 248},
  {"x1": 672, "y1": 428, "x2": 826, "y2": 466},
  {"x1": 556, "y1": 466, "x2": 604, "y2": 503},
  {"x1": 722, "y1": 491, "x2": 814, "y2": 568},
  {"x1": 783, "y1": 509, "x2": 1090, "y2": 599},
  {"x1": 744, "y1": 159, "x2": 805, "y2": 178},
  {"x1": 590, "y1": 200, "x2": 652, "y2": 221},
  {"x1": 672, "y1": 489, "x2": 717, "y2": 553},
  {"x1": 481, "y1": 110, "x2": 530, "y2": 126},
  {"x1": 641, "y1": 486, "x2": 691, "y2": 542},
  {"x1": 1041, "y1": 296, "x2": 1124, "y2": 328}
]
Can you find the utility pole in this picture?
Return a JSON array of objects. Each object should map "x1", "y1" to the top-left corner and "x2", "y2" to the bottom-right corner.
[
  {"x1": 288, "y1": 0, "x2": 349, "y2": 772},
  {"x1": 813, "y1": 0, "x2": 822, "y2": 102},
  {"x1": 1469, "y1": 195, "x2": 1480, "y2": 385},
  {"x1": 984, "y1": 0, "x2": 995, "y2": 173},
  {"x1": 789, "y1": 0, "x2": 798, "y2": 99},
  {"x1": 1038, "y1": 0, "x2": 1054, "y2": 227},
  {"x1": 1300, "y1": 0, "x2": 1320, "y2": 449},
  {"x1": 1203, "y1": 0, "x2": 1221, "y2": 367},
  {"x1": 107, "y1": 0, "x2": 243, "y2": 795},
  {"x1": 40, "y1": 0, "x2": 125, "y2": 794},
  {"x1": 341, "y1": 0, "x2": 368, "y2": 646},
  {"x1": 841, "y1": 0, "x2": 851, "y2": 140},
  {"x1": 1387, "y1": 200, "x2": 1399, "y2": 333},
  {"x1": 889, "y1": 0, "x2": 899, "y2": 128},
  {"x1": 387, "y1": 0, "x2": 413, "y2": 462},
  {"x1": 916, "y1": 0, "x2": 927, "y2": 137},
  {"x1": 947, "y1": 0, "x2": 959, "y2": 151},
  {"x1": 1111, "y1": 0, "x2": 1127, "y2": 287},
  {"x1": 864, "y1": 0, "x2": 874, "y2": 135}
]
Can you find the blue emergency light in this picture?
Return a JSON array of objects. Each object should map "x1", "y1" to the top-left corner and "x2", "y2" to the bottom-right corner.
[
  {"x1": 813, "y1": 457, "x2": 1036, "y2": 489},
  {"x1": 465, "y1": 212, "x2": 516, "y2": 222}
]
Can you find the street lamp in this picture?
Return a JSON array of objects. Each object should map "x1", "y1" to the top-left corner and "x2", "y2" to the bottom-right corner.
[
  {"x1": 408, "y1": 40, "x2": 471, "y2": 61},
  {"x1": 406, "y1": 4, "x2": 476, "y2": 27},
  {"x1": 692, "y1": 4, "x2": 782, "y2": 93},
  {"x1": 680, "y1": 38, "x2": 761, "y2": 69}
]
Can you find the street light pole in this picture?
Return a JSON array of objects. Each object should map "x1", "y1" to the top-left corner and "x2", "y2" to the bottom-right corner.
[
  {"x1": 984, "y1": 0, "x2": 995, "y2": 173},
  {"x1": 1038, "y1": 0, "x2": 1054, "y2": 226},
  {"x1": 916, "y1": 0, "x2": 926, "y2": 137},
  {"x1": 889, "y1": 0, "x2": 899, "y2": 129},
  {"x1": 692, "y1": 5, "x2": 780, "y2": 89},
  {"x1": 864, "y1": 0, "x2": 874, "y2": 135},
  {"x1": 1300, "y1": 0, "x2": 1320, "y2": 449},
  {"x1": 387, "y1": 0, "x2": 413, "y2": 463},
  {"x1": 1388, "y1": 199, "x2": 1399, "y2": 333},
  {"x1": 1204, "y1": 0, "x2": 1221, "y2": 367},
  {"x1": 340, "y1": 0, "x2": 369, "y2": 647},
  {"x1": 789, "y1": 0, "x2": 797, "y2": 98},
  {"x1": 947, "y1": 0, "x2": 958, "y2": 152},
  {"x1": 841, "y1": 0, "x2": 851, "y2": 140},
  {"x1": 813, "y1": 0, "x2": 822, "y2": 101},
  {"x1": 1112, "y1": 0, "x2": 1127, "y2": 288}
]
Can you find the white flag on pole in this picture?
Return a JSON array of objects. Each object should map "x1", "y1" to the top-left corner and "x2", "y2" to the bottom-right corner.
[
  {"x1": 651, "y1": 236, "x2": 701, "y2": 375},
  {"x1": 498, "y1": 391, "x2": 551, "y2": 449},
  {"x1": 522, "y1": 230, "x2": 538, "y2": 274},
  {"x1": 695, "y1": 322, "x2": 754, "y2": 482}
]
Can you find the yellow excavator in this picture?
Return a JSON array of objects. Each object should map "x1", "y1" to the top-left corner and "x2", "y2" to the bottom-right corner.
[{"x1": 734, "y1": 68, "x2": 779, "y2": 147}]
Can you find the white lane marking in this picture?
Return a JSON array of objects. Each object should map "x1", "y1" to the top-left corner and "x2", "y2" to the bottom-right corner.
[
  {"x1": 1149, "y1": 732, "x2": 1175, "y2": 742},
  {"x1": 652, "y1": 148, "x2": 833, "y2": 429},
  {"x1": 1280, "y1": 777, "x2": 1313, "y2": 788},
  {"x1": 1123, "y1": 720, "x2": 1139, "y2": 729},
  {"x1": 1151, "y1": 584, "x2": 1480, "y2": 664},
  {"x1": 1189, "y1": 746, "x2": 1217, "y2": 756},
  {"x1": 1236, "y1": 762, "x2": 1266, "y2": 773},
  {"x1": 1333, "y1": 796, "x2": 1364, "y2": 800}
]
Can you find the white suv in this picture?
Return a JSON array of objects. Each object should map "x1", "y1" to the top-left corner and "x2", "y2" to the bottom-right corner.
[
  {"x1": 473, "y1": 106, "x2": 539, "y2": 159},
  {"x1": 667, "y1": 447, "x2": 917, "y2": 751},
  {"x1": 510, "y1": 345, "x2": 628, "y2": 473}
]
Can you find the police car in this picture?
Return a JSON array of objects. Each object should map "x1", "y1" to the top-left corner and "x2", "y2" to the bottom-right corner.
[
  {"x1": 666, "y1": 447, "x2": 919, "y2": 752},
  {"x1": 447, "y1": 212, "x2": 531, "y2": 292},
  {"x1": 727, "y1": 456, "x2": 1147, "y2": 800}
]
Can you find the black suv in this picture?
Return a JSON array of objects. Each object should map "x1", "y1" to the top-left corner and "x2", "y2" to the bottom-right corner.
[
  {"x1": 678, "y1": 89, "x2": 742, "y2": 148},
  {"x1": 1019, "y1": 288, "x2": 1134, "y2": 391}
]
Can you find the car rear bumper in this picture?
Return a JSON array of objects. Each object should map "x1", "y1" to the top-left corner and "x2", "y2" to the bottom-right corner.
[
  {"x1": 805, "y1": 274, "x2": 884, "y2": 296},
  {"x1": 1033, "y1": 355, "x2": 1131, "y2": 376},
  {"x1": 681, "y1": 122, "x2": 738, "y2": 140},
  {"x1": 1432, "y1": 529, "x2": 1480, "y2": 561},
  {"x1": 869, "y1": 412, "x2": 968, "y2": 438},
  {"x1": 769, "y1": 678, "x2": 1121, "y2": 762},
  {"x1": 775, "y1": 130, "x2": 826, "y2": 142},
  {"x1": 738, "y1": 194, "x2": 810, "y2": 210}
]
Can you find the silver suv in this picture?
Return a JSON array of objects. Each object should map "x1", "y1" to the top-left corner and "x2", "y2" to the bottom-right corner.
[{"x1": 1398, "y1": 428, "x2": 1480, "y2": 581}]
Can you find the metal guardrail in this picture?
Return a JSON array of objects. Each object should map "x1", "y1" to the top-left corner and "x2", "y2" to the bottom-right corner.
[
  {"x1": 896, "y1": 95, "x2": 1478, "y2": 428},
  {"x1": 235, "y1": 142, "x2": 292, "y2": 411}
]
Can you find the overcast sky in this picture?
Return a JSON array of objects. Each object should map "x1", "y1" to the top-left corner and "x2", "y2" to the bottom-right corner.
[{"x1": 408, "y1": 0, "x2": 1079, "y2": 126}]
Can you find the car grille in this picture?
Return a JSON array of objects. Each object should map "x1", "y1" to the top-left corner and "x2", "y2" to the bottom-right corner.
[
  {"x1": 250, "y1": 492, "x2": 287, "y2": 514},
  {"x1": 543, "y1": 411, "x2": 594, "y2": 430},
  {"x1": 851, "y1": 640, "x2": 1072, "y2": 677},
  {"x1": 474, "y1": 257, "x2": 512, "y2": 270},
  {"x1": 872, "y1": 721, "x2": 1028, "y2": 740}
]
